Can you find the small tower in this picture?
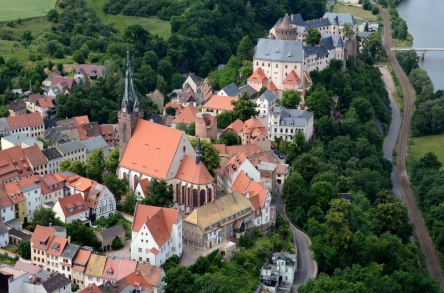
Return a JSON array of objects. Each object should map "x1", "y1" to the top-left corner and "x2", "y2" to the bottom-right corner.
[
  {"x1": 118, "y1": 50, "x2": 144, "y2": 159},
  {"x1": 275, "y1": 13, "x2": 297, "y2": 41},
  {"x1": 196, "y1": 137, "x2": 203, "y2": 165}
]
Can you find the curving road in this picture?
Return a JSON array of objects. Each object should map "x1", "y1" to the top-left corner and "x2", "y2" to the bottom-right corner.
[{"x1": 380, "y1": 7, "x2": 444, "y2": 288}]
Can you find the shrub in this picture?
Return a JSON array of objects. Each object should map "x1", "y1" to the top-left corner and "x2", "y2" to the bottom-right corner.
[
  {"x1": 111, "y1": 236, "x2": 123, "y2": 250},
  {"x1": 239, "y1": 235, "x2": 254, "y2": 249},
  {"x1": 57, "y1": 63, "x2": 63, "y2": 72},
  {"x1": 72, "y1": 50, "x2": 85, "y2": 64},
  {"x1": 28, "y1": 54, "x2": 37, "y2": 62}
]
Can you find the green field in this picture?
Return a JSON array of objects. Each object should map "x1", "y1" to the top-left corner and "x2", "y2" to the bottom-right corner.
[
  {"x1": 0, "y1": 0, "x2": 57, "y2": 21},
  {"x1": 333, "y1": 4, "x2": 377, "y2": 21},
  {"x1": 408, "y1": 135, "x2": 444, "y2": 167},
  {"x1": 86, "y1": 0, "x2": 171, "y2": 39}
]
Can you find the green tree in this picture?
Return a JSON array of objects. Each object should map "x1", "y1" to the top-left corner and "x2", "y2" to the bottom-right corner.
[
  {"x1": 237, "y1": 36, "x2": 254, "y2": 62},
  {"x1": 141, "y1": 179, "x2": 173, "y2": 207},
  {"x1": 187, "y1": 122, "x2": 195, "y2": 136},
  {"x1": 325, "y1": 199, "x2": 353, "y2": 250},
  {"x1": 111, "y1": 235, "x2": 124, "y2": 250},
  {"x1": 279, "y1": 89, "x2": 301, "y2": 109},
  {"x1": 342, "y1": 23, "x2": 355, "y2": 40},
  {"x1": 59, "y1": 160, "x2": 87, "y2": 177},
  {"x1": 46, "y1": 9, "x2": 59, "y2": 22},
  {"x1": 103, "y1": 174, "x2": 128, "y2": 201},
  {"x1": 396, "y1": 50, "x2": 419, "y2": 75},
  {"x1": 175, "y1": 122, "x2": 188, "y2": 132},
  {"x1": 190, "y1": 256, "x2": 210, "y2": 275},
  {"x1": 105, "y1": 147, "x2": 120, "y2": 174},
  {"x1": 163, "y1": 266, "x2": 195, "y2": 293},
  {"x1": 419, "y1": 152, "x2": 442, "y2": 170},
  {"x1": 231, "y1": 91, "x2": 259, "y2": 121},
  {"x1": 31, "y1": 208, "x2": 61, "y2": 230},
  {"x1": 165, "y1": 106, "x2": 176, "y2": 116},
  {"x1": 21, "y1": 31, "x2": 33, "y2": 42},
  {"x1": 363, "y1": 33, "x2": 383, "y2": 59},
  {"x1": 306, "y1": 29, "x2": 321, "y2": 45},
  {"x1": 86, "y1": 149, "x2": 105, "y2": 183},
  {"x1": 310, "y1": 181, "x2": 337, "y2": 211},
  {"x1": 72, "y1": 50, "x2": 85, "y2": 64},
  {"x1": 218, "y1": 132, "x2": 239, "y2": 146},
  {"x1": 190, "y1": 138, "x2": 221, "y2": 174},
  {"x1": 217, "y1": 111, "x2": 235, "y2": 129},
  {"x1": 305, "y1": 86, "x2": 334, "y2": 118},
  {"x1": 66, "y1": 221, "x2": 98, "y2": 247},
  {"x1": 120, "y1": 191, "x2": 139, "y2": 214},
  {"x1": 376, "y1": 200, "x2": 412, "y2": 242},
  {"x1": 17, "y1": 240, "x2": 31, "y2": 260}
]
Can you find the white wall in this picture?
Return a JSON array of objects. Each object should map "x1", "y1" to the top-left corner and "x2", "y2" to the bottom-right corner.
[
  {"x1": 95, "y1": 187, "x2": 116, "y2": 220},
  {"x1": 0, "y1": 232, "x2": 8, "y2": 247},
  {"x1": 1, "y1": 205, "x2": 14, "y2": 223},
  {"x1": 253, "y1": 60, "x2": 303, "y2": 91},
  {"x1": 25, "y1": 185, "x2": 42, "y2": 221}
]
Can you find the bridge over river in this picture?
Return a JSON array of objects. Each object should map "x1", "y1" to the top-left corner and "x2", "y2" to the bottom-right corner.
[{"x1": 390, "y1": 47, "x2": 444, "y2": 59}]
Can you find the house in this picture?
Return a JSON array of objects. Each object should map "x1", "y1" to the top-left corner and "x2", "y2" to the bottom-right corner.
[
  {"x1": 0, "y1": 264, "x2": 31, "y2": 293},
  {"x1": 131, "y1": 204, "x2": 182, "y2": 266},
  {"x1": 35, "y1": 97, "x2": 55, "y2": 119},
  {"x1": 42, "y1": 74, "x2": 77, "y2": 90},
  {"x1": 163, "y1": 102, "x2": 184, "y2": 116},
  {"x1": 55, "y1": 141, "x2": 87, "y2": 164},
  {"x1": 6, "y1": 112, "x2": 44, "y2": 138},
  {"x1": 85, "y1": 181, "x2": 117, "y2": 221},
  {"x1": 4, "y1": 180, "x2": 28, "y2": 222},
  {"x1": 174, "y1": 88, "x2": 196, "y2": 107},
  {"x1": 56, "y1": 172, "x2": 92, "y2": 198},
  {"x1": 0, "y1": 223, "x2": 8, "y2": 247},
  {"x1": 81, "y1": 136, "x2": 109, "y2": 159},
  {"x1": 268, "y1": 107, "x2": 314, "y2": 142},
  {"x1": 30, "y1": 225, "x2": 57, "y2": 270},
  {"x1": 84, "y1": 254, "x2": 107, "y2": 288},
  {"x1": 72, "y1": 248, "x2": 91, "y2": 288},
  {"x1": 14, "y1": 260, "x2": 41, "y2": 275},
  {"x1": 248, "y1": 67, "x2": 270, "y2": 92},
  {"x1": 276, "y1": 164, "x2": 289, "y2": 186},
  {"x1": 43, "y1": 147, "x2": 64, "y2": 174},
  {"x1": 218, "y1": 83, "x2": 241, "y2": 97},
  {"x1": 23, "y1": 145, "x2": 48, "y2": 176},
  {"x1": 98, "y1": 270, "x2": 156, "y2": 293},
  {"x1": 201, "y1": 95, "x2": 238, "y2": 115},
  {"x1": 369, "y1": 21, "x2": 379, "y2": 32},
  {"x1": 99, "y1": 124, "x2": 118, "y2": 147},
  {"x1": 22, "y1": 271, "x2": 72, "y2": 293},
  {"x1": 136, "y1": 263, "x2": 165, "y2": 293},
  {"x1": 183, "y1": 192, "x2": 255, "y2": 250},
  {"x1": 74, "y1": 64, "x2": 105, "y2": 80},
  {"x1": 1, "y1": 133, "x2": 42, "y2": 150},
  {"x1": 231, "y1": 171, "x2": 275, "y2": 232},
  {"x1": 59, "y1": 243, "x2": 80, "y2": 281},
  {"x1": 0, "y1": 184, "x2": 15, "y2": 223},
  {"x1": 171, "y1": 104, "x2": 199, "y2": 129},
  {"x1": 281, "y1": 69, "x2": 303, "y2": 91},
  {"x1": 101, "y1": 258, "x2": 137, "y2": 283},
  {"x1": 200, "y1": 79, "x2": 214, "y2": 102},
  {"x1": 182, "y1": 72, "x2": 201, "y2": 93},
  {"x1": 46, "y1": 236, "x2": 68, "y2": 274},
  {"x1": 26, "y1": 93, "x2": 43, "y2": 113},
  {"x1": 8, "y1": 101, "x2": 26, "y2": 117},
  {"x1": 134, "y1": 178, "x2": 149, "y2": 201},
  {"x1": 320, "y1": 33, "x2": 345, "y2": 61},
  {"x1": 260, "y1": 252, "x2": 297, "y2": 292},
  {"x1": 0, "y1": 146, "x2": 34, "y2": 184},
  {"x1": 146, "y1": 89, "x2": 165, "y2": 110},
  {"x1": 0, "y1": 118, "x2": 11, "y2": 149},
  {"x1": 12, "y1": 176, "x2": 41, "y2": 221},
  {"x1": 255, "y1": 90, "x2": 276, "y2": 116},
  {"x1": 223, "y1": 118, "x2": 270, "y2": 151},
  {"x1": 78, "y1": 283, "x2": 100, "y2": 293},
  {"x1": 96, "y1": 225, "x2": 125, "y2": 252},
  {"x1": 357, "y1": 19, "x2": 367, "y2": 32},
  {"x1": 53, "y1": 193, "x2": 90, "y2": 224}
]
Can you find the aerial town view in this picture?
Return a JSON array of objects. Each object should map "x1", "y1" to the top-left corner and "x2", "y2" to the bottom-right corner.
[{"x1": 0, "y1": 0, "x2": 443, "y2": 292}]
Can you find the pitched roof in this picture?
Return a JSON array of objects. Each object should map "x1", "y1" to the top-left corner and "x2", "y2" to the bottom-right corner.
[
  {"x1": 132, "y1": 204, "x2": 179, "y2": 247},
  {"x1": 323, "y1": 12, "x2": 357, "y2": 25},
  {"x1": 27, "y1": 93, "x2": 43, "y2": 103},
  {"x1": 102, "y1": 258, "x2": 137, "y2": 280},
  {"x1": 41, "y1": 272, "x2": 71, "y2": 293},
  {"x1": 4, "y1": 181, "x2": 27, "y2": 204},
  {"x1": 72, "y1": 249, "x2": 91, "y2": 268},
  {"x1": 204, "y1": 95, "x2": 238, "y2": 111},
  {"x1": 304, "y1": 45, "x2": 329, "y2": 58},
  {"x1": 31, "y1": 225, "x2": 56, "y2": 251},
  {"x1": 137, "y1": 178, "x2": 150, "y2": 198},
  {"x1": 136, "y1": 263, "x2": 163, "y2": 287},
  {"x1": 220, "y1": 83, "x2": 241, "y2": 96},
  {"x1": 187, "y1": 72, "x2": 201, "y2": 86},
  {"x1": 175, "y1": 155, "x2": 214, "y2": 185},
  {"x1": 248, "y1": 67, "x2": 268, "y2": 83},
  {"x1": 254, "y1": 39, "x2": 304, "y2": 63},
  {"x1": 8, "y1": 227, "x2": 31, "y2": 239},
  {"x1": 75, "y1": 64, "x2": 104, "y2": 77},
  {"x1": 0, "y1": 223, "x2": 8, "y2": 235},
  {"x1": 6, "y1": 112, "x2": 43, "y2": 129},
  {"x1": 23, "y1": 145, "x2": 48, "y2": 166},
  {"x1": 163, "y1": 102, "x2": 184, "y2": 113},
  {"x1": 266, "y1": 81, "x2": 278, "y2": 91},
  {"x1": 61, "y1": 243, "x2": 80, "y2": 259},
  {"x1": 82, "y1": 136, "x2": 108, "y2": 154},
  {"x1": 224, "y1": 119, "x2": 244, "y2": 134},
  {"x1": 8, "y1": 101, "x2": 26, "y2": 111},
  {"x1": 44, "y1": 75, "x2": 77, "y2": 89},
  {"x1": 177, "y1": 91, "x2": 196, "y2": 103},
  {"x1": 78, "y1": 283, "x2": 101, "y2": 293},
  {"x1": 98, "y1": 270, "x2": 153, "y2": 293},
  {"x1": 47, "y1": 236, "x2": 68, "y2": 256},
  {"x1": 320, "y1": 33, "x2": 344, "y2": 50},
  {"x1": 55, "y1": 141, "x2": 85, "y2": 154},
  {"x1": 276, "y1": 164, "x2": 288, "y2": 175},
  {"x1": 172, "y1": 104, "x2": 199, "y2": 125},
  {"x1": 259, "y1": 90, "x2": 276, "y2": 103},
  {"x1": 282, "y1": 70, "x2": 302, "y2": 85},
  {"x1": 184, "y1": 192, "x2": 254, "y2": 231},
  {"x1": 85, "y1": 254, "x2": 107, "y2": 277},
  {"x1": 56, "y1": 193, "x2": 89, "y2": 217},
  {"x1": 231, "y1": 171, "x2": 268, "y2": 210},
  {"x1": 149, "y1": 89, "x2": 164, "y2": 98},
  {"x1": 217, "y1": 144, "x2": 267, "y2": 159},
  {"x1": 42, "y1": 147, "x2": 63, "y2": 161},
  {"x1": 119, "y1": 120, "x2": 185, "y2": 180},
  {"x1": 98, "y1": 225, "x2": 125, "y2": 241},
  {"x1": 14, "y1": 260, "x2": 41, "y2": 275},
  {"x1": 36, "y1": 97, "x2": 54, "y2": 108},
  {"x1": 0, "y1": 184, "x2": 13, "y2": 208}
]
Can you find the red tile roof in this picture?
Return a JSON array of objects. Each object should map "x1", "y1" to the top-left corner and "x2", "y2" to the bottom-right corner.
[
  {"x1": 75, "y1": 64, "x2": 104, "y2": 77},
  {"x1": 276, "y1": 164, "x2": 288, "y2": 175},
  {"x1": 78, "y1": 283, "x2": 101, "y2": 293},
  {"x1": 266, "y1": 81, "x2": 277, "y2": 91},
  {"x1": 172, "y1": 105, "x2": 199, "y2": 125},
  {"x1": 204, "y1": 95, "x2": 238, "y2": 111},
  {"x1": 36, "y1": 97, "x2": 54, "y2": 108},
  {"x1": 217, "y1": 144, "x2": 266, "y2": 159},
  {"x1": 231, "y1": 171, "x2": 268, "y2": 210},
  {"x1": 102, "y1": 258, "x2": 137, "y2": 281},
  {"x1": 47, "y1": 236, "x2": 68, "y2": 256},
  {"x1": 175, "y1": 155, "x2": 214, "y2": 185},
  {"x1": 56, "y1": 193, "x2": 89, "y2": 217},
  {"x1": 248, "y1": 67, "x2": 268, "y2": 83},
  {"x1": 119, "y1": 120, "x2": 185, "y2": 180},
  {"x1": 136, "y1": 263, "x2": 163, "y2": 287},
  {"x1": 282, "y1": 70, "x2": 301, "y2": 85},
  {"x1": 223, "y1": 119, "x2": 244, "y2": 134},
  {"x1": 0, "y1": 184, "x2": 13, "y2": 208},
  {"x1": 39, "y1": 174, "x2": 63, "y2": 195},
  {"x1": 27, "y1": 94, "x2": 43, "y2": 103},
  {"x1": 31, "y1": 225, "x2": 56, "y2": 251},
  {"x1": 132, "y1": 204, "x2": 179, "y2": 247},
  {"x1": 6, "y1": 112, "x2": 43, "y2": 129},
  {"x1": 163, "y1": 102, "x2": 184, "y2": 113},
  {"x1": 137, "y1": 178, "x2": 150, "y2": 198},
  {"x1": 4, "y1": 181, "x2": 27, "y2": 204},
  {"x1": 45, "y1": 75, "x2": 77, "y2": 89},
  {"x1": 72, "y1": 249, "x2": 91, "y2": 267},
  {"x1": 23, "y1": 145, "x2": 48, "y2": 167}
]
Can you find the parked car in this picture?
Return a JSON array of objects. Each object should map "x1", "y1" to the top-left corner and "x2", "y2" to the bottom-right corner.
[
  {"x1": 270, "y1": 145, "x2": 276, "y2": 150},
  {"x1": 278, "y1": 154, "x2": 284, "y2": 159},
  {"x1": 274, "y1": 150, "x2": 279, "y2": 154}
]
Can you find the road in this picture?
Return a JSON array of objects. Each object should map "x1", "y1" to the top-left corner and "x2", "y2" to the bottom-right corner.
[
  {"x1": 380, "y1": 7, "x2": 444, "y2": 289},
  {"x1": 326, "y1": 0, "x2": 335, "y2": 11},
  {"x1": 276, "y1": 191, "x2": 316, "y2": 292}
]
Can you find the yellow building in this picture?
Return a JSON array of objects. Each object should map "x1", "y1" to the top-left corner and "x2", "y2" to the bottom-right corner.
[{"x1": 4, "y1": 181, "x2": 27, "y2": 222}]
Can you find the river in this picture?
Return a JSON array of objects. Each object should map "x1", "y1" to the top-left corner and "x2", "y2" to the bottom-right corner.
[{"x1": 396, "y1": 0, "x2": 444, "y2": 90}]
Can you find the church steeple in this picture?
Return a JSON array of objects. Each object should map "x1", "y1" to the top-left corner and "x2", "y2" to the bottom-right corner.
[
  {"x1": 196, "y1": 137, "x2": 203, "y2": 165},
  {"x1": 120, "y1": 50, "x2": 143, "y2": 114}
]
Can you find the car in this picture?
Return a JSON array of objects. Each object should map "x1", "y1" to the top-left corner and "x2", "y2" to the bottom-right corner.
[
  {"x1": 274, "y1": 150, "x2": 279, "y2": 154},
  {"x1": 260, "y1": 114, "x2": 265, "y2": 118},
  {"x1": 278, "y1": 154, "x2": 284, "y2": 159},
  {"x1": 270, "y1": 145, "x2": 276, "y2": 150}
]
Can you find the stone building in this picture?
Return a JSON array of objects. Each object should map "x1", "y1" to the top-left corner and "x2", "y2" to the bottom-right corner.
[
  {"x1": 96, "y1": 224, "x2": 125, "y2": 252},
  {"x1": 195, "y1": 112, "x2": 217, "y2": 139}
]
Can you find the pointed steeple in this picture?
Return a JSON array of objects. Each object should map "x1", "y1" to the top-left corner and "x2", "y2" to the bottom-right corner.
[
  {"x1": 196, "y1": 137, "x2": 203, "y2": 165},
  {"x1": 120, "y1": 49, "x2": 143, "y2": 114}
]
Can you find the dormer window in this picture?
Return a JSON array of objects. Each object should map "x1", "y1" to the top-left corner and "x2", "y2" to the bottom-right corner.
[
  {"x1": 40, "y1": 241, "x2": 46, "y2": 245},
  {"x1": 77, "y1": 205, "x2": 82, "y2": 209},
  {"x1": 281, "y1": 121, "x2": 284, "y2": 125},
  {"x1": 68, "y1": 208, "x2": 74, "y2": 212}
]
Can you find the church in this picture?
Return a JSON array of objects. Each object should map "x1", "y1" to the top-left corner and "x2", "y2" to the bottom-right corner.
[{"x1": 117, "y1": 51, "x2": 216, "y2": 211}]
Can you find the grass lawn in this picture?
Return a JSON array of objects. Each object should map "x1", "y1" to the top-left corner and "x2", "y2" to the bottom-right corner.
[
  {"x1": 392, "y1": 33, "x2": 414, "y2": 48},
  {"x1": 3, "y1": 245, "x2": 17, "y2": 253},
  {"x1": 85, "y1": 0, "x2": 171, "y2": 39},
  {"x1": 0, "y1": 0, "x2": 57, "y2": 22},
  {"x1": 408, "y1": 135, "x2": 444, "y2": 167},
  {"x1": 333, "y1": 4, "x2": 377, "y2": 21}
]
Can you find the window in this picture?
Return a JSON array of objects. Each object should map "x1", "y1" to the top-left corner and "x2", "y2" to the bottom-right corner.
[
  {"x1": 88, "y1": 276, "x2": 93, "y2": 281},
  {"x1": 139, "y1": 257, "x2": 142, "y2": 261},
  {"x1": 146, "y1": 249, "x2": 149, "y2": 253},
  {"x1": 138, "y1": 248, "x2": 142, "y2": 253},
  {"x1": 96, "y1": 278, "x2": 100, "y2": 282}
]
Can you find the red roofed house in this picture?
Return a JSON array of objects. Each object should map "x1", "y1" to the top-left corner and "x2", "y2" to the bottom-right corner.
[
  {"x1": 223, "y1": 117, "x2": 270, "y2": 152},
  {"x1": 35, "y1": 97, "x2": 55, "y2": 119},
  {"x1": 171, "y1": 104, "x2": 199, "y2": 129},
  {"x1": 72, "y1": 249, "x2": 91, "y2": 288},
  {"x1": 46, "y1": 235, "x2": 68, "y2": 273},
  {"x1": 201, "y1": 95, "x2": 238, "y2": 115},
  {"x1": 6, "y1": 112, "x2": 44, "y2": 138},
  {"x1": 30, "y1": 225, "x2": 57, "y2": 270},
  {"x1": 282, "y1": 70, "x2": 302, "y2": 90},
  {"x1": 135, "y1": 178, "x2": 150, "y2": 201},
  {"x1": 0, "y1": 146, "x2": 34, "y2": 184},
  {"x1": 102, "y1": 258, "x2": 137, "y2": 282},
  {"x1": 247, "y1": 67, "x2": 269, "y2": 91},
  {"x1": 146, "y1": 89, "x2": 165, "y2": 110},
  {"x1": 74, "y1": 64, "x2": 105, "y2": 80},
  {"x1": 23, "y1": 145, "x2": 48, "y2": 176},
  {"x1": 131, "y1": 204, "x2": 182, "y2": 266},
  {"x1": 52, "y1": 193, "x2": 90, "y2": 224}
]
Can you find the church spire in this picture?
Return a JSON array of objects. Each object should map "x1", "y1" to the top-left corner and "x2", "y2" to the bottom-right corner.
[
  {"x1": 120, "y1": 49, "x2": 142, "y2": 114},
  {"x1": 196, "y1": 137, "x2": 203, "y2": 165}
]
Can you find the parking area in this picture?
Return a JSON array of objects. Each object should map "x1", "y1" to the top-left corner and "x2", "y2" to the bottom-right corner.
[
  {"x1": 105, "y1": 238, "x2": 132, "y2": 259},
  {"x1": 179, "y1": 244, "x2": 203, "y2": 267}
]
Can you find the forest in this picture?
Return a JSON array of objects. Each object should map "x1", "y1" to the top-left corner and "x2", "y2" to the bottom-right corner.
[{"x1": 282, "y1": 59, "x2": 442, "y2": 291}]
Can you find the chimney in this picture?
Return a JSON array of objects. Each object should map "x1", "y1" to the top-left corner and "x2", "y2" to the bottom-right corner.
[
  {"x1": 67, "y1": 236, "x2": 71, "y2": 243},
  {"x1": 49, "y1": 223, "x2": 52, "y2": 227}
]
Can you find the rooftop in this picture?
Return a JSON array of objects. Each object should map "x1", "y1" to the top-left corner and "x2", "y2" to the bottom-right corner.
[
  {"x1": 204, "y1": 95, "x2": 238, "y2": 111},
  {"x1": 97, "y1": 225, "x2": 125, "y2": 241},
  {"x1": 85, "y1": 254, "x2": 107, "y2": 278},
  {"x1": 254, "y1": 38, "x2": 303, "y2": 63}
]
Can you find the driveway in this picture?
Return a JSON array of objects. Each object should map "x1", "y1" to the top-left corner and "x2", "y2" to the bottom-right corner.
[
  {"x1": 179, "y1": 244, "x2": 202, "y2": 267},
  {"x1": 105, "y1": 238, "x2": 132, "y2": 259}
]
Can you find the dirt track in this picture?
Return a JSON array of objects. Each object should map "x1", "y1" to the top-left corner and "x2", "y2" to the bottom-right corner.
[{"x1": 379, "y1": 7, "x2": 444, "y2": 288}]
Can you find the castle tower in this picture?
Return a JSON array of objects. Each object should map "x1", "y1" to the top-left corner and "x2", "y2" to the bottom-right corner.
[
  {"x1": 275, "y1": 13, "x2": 297, "y2": 41},
  {"x1": 118, "y1": 50, "x2": 144, "y2": 159},
  {"x1": 195, "y1": 112, "x2": 217, "y2": 139}
]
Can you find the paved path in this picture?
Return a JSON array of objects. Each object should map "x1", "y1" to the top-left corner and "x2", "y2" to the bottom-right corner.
[{"x1": 379, "y1": 67, "x2": 403, "y2": 201}]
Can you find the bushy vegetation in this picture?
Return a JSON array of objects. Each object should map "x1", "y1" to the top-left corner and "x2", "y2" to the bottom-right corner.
[
  {"x1": 388, "y1": 8, "x2": 408, "y2": 40},
  {"x1": 94, "y1": 213, "x2": 132, "y2": 237}
]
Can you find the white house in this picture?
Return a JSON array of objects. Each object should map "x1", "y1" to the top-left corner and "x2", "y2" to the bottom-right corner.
[
  {"x1": 20, "y1": 180, "x2": 42, "y2": 222},
  {"x1": 260, "y1": 252, "x2": 297, "y2": 292},
  {"x1": 55, "y1": 141, "x2": 87, "y2": 164},
  {"x1": 268, "y1": 107, "x2": 314, "y2": 142},
  {"x1": 35, "y1": 97, "x2": 55, "y2": 119},
  {"x1": 85, "y1": 182, "x2": 116, "y2": 221},
  {"x1": 22, "y1": 271, "x2": 72, "y2": 293},
  {"x1": 53, "y1": 193, "x2": 90, "y2": 224},
  {"x1": 0, "y1": 223, "x2": 9, "y2": 247},
  {"x1": 131, "y1": 204, "x2": 182, "y2": 266},
  {"x1": 42, "y1": 147, "x2": 64, "y2": 174},
  {"x1": 182, "y1": 72, "x2": 201, "y2": 93},
  {"x1": 255, "y1": 90, "x2": 276, "y2": 116}
]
